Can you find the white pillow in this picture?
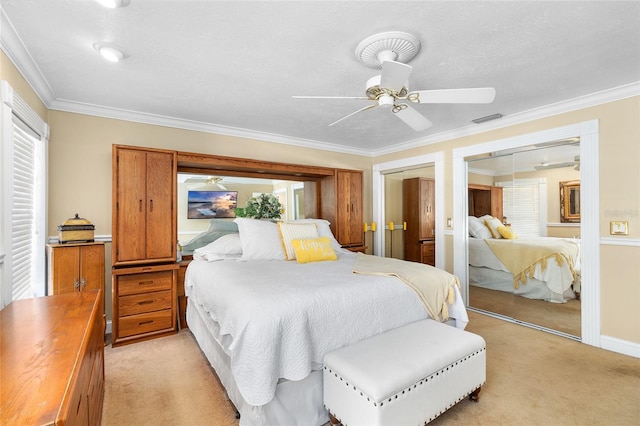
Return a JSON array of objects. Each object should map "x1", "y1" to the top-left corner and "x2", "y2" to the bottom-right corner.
[
  {"x1": 234, "y1": 218, "x2": 286, "y2": 261},
  {"x1": 277, "y1": 222, "x2": 319, "y2": 260},
  {"x1": 291, "y1": 219, "x2": 342, "y2": 251},
  {"x1": 193, "y1": 233, "x2": 242, "y2": 261},
  {"x1": 468, "y1": 216, "x2": 493, "y2": 239}
]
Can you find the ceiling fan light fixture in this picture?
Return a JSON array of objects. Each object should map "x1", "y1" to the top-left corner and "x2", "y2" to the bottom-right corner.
[{"x1": 378, "y1": 94, "x2": 395, "y2": 108}]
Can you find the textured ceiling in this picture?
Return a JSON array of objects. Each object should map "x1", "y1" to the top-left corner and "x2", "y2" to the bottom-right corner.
[{"x1": 1, "y1": 1, "x2": 639, "y2": 155}]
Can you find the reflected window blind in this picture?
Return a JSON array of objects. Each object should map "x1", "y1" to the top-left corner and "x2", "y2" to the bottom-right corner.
[
  {"x1": 10, "y1": 120, "x2": 38, "y2": 300},
  {"x1": 501, "y1": 180, "x2": 544, "y2": 237}
]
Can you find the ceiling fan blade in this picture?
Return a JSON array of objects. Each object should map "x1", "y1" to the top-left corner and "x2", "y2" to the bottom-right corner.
[
  {"x1": 534, "y1": 162, "x2": 576, "y2": 171},
  {"x1": 380, "y1": 60, "x2": 412, "y2": 92},
  {"x1": 293, "y1": 96, "x2": 369, "y2": 100},
  {"x1": 408, "y1": 87, "x2": 496, "y2": 104},
  {"x1": 329, "y1": 103, "x2": 377, "y2": 127},
  {"x1": 393, "y1": 104, "x2": 432, "y2": 131}
]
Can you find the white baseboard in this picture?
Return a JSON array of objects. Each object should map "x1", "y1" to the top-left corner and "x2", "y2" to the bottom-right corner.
[
  {"x1": 105, "y1": 319, "x2": 112, "y2": 335},
  {"x1": 600, "y1": 335, "x2": 640, "y2": 358}
]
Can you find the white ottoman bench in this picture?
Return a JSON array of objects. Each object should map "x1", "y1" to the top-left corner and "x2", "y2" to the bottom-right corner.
[{"x1": 323, "y1": 319, "x2": 486, "y2": 425}]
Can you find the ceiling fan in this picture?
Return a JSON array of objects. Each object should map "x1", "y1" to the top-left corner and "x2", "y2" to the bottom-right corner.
[
  {"x1": 185, "y1": 176, "x2": 228, "y2": 190},
  {"x1": 293, "y1": 32, "x2": 496, "y2": 131},
  {"x1": 534, "y1": 155, "x2": 580, "y2": 171}
]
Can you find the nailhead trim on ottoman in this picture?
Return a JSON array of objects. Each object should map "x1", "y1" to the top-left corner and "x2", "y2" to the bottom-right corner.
[{"x1": 323, "y1": 319, "x2": 486, "y2": 425}]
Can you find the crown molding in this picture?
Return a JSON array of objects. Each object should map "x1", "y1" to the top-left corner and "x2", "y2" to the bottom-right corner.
[
  {"x1": 371, "y1": 82, "x2": 640, "y2": 157},
  {"x1": 3, "y1": 7, "x2": 638, "y2": 158},
  {"x1": 48, "y1": 97, "x2": 371, "y2": 156},
  {"x1": 0, "y1": 8, "x2": 55, "y2": 106}
]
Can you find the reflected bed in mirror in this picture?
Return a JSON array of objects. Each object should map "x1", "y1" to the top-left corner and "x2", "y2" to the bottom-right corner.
[{"x1": 560, "y1": 180, "x2": 580, "y2": 223}]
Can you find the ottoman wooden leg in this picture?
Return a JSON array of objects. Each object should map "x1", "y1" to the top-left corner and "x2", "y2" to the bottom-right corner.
[
  {"x1": 328, "y1": 412, "x2": 341, "y2": 425},
  {"x1": 469, "y1": 386, "x2": 482, "y2": 402}
]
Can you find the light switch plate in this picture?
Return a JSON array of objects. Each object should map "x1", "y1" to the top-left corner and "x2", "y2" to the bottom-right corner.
[{"x1": 609, "y1": 221, "x2": 629, "y2": 235}]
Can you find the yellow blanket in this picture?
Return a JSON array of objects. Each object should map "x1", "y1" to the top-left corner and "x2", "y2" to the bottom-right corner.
[
  {"x1": 352, "y1": 253, "x2": 459, "y2": 322},
  {"x1": 484, "y1": 238, "x2": 579, "y2": 288}
]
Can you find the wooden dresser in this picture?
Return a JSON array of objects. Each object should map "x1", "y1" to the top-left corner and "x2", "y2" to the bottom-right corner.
[{"x1": 0, "y1": 290, "x2": 105, "y2": 426}]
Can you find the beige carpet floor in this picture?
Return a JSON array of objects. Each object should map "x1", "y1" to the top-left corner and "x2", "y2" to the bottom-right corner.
[{"x1": 102, "y1": 312, "x2": 640, "y2": 425}]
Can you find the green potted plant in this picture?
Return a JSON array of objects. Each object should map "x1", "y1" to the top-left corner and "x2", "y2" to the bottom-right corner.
[{"x1": 235, "y1": 193, "x2": 283, "y2": 220}]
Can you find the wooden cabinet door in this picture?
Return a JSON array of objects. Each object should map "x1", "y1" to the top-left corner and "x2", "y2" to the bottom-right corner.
[
  {"x1": 115, "y1": 148, "x2": 147, "y2": 263},
  {"x1": 48, "y1": 245, "x2": 80, "y2": 294},
  {"x1": 80, "y1": 244, "x2": 105, "y2": 292},
  {"x1": 336, "y1": 170, "x2": 363, "y2": 247},
  {"x1": 418, "y1": 178, "x2": 435, "y2": 240},
  {"x1": 145, "y1": 151, "x2": 175, "y2": 260},
  {"x1": 491, "y1": 186, "x2": 503, "y2": 220},
  {"x1": 113, "y1": 146, "x2": 176, "y2": 265},
  {"x1": 403, "y1": 178, "x2": 435, "y2": 264}
]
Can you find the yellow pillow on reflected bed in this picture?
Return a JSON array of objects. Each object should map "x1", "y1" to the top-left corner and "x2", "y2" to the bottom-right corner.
[
  {"x1": 498, "y1": 225, "x2": 518, "y2": 239},
  {"x1": 291, "y1": 237, "x2": 337, "y2": 264}
]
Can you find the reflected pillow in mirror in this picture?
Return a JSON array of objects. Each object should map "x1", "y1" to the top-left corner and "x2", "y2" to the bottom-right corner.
[
  {"x1": 468, "y1": 216, "x2": 493, "y2": 239},
  {"x1": 498, "y1": 225, "x2": 518, "y2": 239},
  {"x1": 484, "y1": 216, "x2": 504, "y2": 239}
]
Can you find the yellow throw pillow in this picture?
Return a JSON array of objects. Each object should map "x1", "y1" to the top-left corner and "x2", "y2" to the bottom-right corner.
[
  {"x1": 277, "y1": 222, "x2": 319, "y2": 260},
  {"x1": 484, "y1": 216, "x2": 504, "y2": 239},
  {"x1": 291, "y1": 237, "x2": 337, "y2": 264},
  {"x1": 498, "y1": 225, "x2": 518, "y2": 239}
]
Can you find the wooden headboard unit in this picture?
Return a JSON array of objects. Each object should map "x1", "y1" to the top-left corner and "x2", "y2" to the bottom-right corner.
[{"x1": 468, "y1": 184, "x2": 503, "y2": 220}]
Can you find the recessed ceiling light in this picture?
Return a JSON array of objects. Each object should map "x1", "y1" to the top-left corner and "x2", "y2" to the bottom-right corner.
[
  {"x1": 94, "y1": 43, "x2": 125, "y2": 62},
  {"x1": 95, "y1": 0, "x2": 129, "y2": 8}
]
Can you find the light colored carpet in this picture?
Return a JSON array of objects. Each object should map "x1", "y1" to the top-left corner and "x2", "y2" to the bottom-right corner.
[
  {"x1": 102, "y1": 312, "x2": 640, "y2": 425},
  {"x1": 102, "y1": 331, "x2": 237, "y2": 426}
]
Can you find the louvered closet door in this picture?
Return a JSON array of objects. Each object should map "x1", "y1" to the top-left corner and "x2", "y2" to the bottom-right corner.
[
  {"x1": 115, "y1": 149, "x2": 147, "y2": 263},
  {"x1": 145, "y1": 152, "x2": 174, "y2": 260}
]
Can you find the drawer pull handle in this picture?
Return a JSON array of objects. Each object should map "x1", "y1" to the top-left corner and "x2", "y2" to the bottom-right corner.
[
  {"x1": 138, "y1": 280, "x2": 154, "y2": 285},
  {"x1": 139, "y1": 320, "x2": 154, "y2": 326},
  {"x1": 138, "y1": 300, "x2": 154, "y2": 305}
]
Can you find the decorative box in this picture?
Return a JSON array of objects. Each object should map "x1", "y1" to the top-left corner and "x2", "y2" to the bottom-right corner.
[{"x1": 58, "y1": 214, "x2": 95, "y2": 244}]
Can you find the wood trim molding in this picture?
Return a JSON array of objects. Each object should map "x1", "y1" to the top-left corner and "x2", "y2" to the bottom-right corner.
[{"x1": 176, "y1": 150, "x2": 336, "y2": 180}]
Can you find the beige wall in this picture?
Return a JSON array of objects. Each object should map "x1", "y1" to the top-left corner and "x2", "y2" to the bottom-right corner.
[
  {"x1": 1, "y1": 51, "x2": 47, "y2": 120},
  {"x1": 373, "y1": 96, "x2": 640, "y2": 345},
  {"x1": 3, "y1": 49, "x2": 638, "y2": 346}
]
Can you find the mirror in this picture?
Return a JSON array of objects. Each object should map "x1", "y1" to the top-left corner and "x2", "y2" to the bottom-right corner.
[
  {"x1": 560, "y1": 180, "x2": 581, "y2": 222},
  {"x1": 177, "y1": 174, "x2": 306, "y2": 254},
  {"x1": 466, "y1": 141, "x2": 582, "y2": 338}
]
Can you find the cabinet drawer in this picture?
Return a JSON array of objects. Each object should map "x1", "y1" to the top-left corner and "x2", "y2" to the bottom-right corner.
[
  {"x1": 421, "y1": 241, "x2": 435, "y2": 266},
  {"x1": 118, "y1": 290, "x2": 173, "y2": 317},
  {"x1": 118, "y1": 309, "x2": 173, "y2": 338},
  {"x1": 117, "y1": 271, "x2": 173, "y2": 295}
]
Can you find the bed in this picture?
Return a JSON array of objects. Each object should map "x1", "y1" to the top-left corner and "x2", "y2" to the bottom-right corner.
[
  {"x1": 467, "y1": 216, "x2": 580, "y2": 303},
  {"x1": 184, "y1": 218, "x2": 468, "y2": 426}
]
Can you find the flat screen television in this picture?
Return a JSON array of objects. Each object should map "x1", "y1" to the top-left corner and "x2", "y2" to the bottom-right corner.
[{"x1": 187, "y1": 190, "x2": 238, "y2": 219}]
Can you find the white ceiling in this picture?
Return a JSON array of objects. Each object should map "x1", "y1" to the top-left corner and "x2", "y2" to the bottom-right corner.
[{"x1": 1, "y1": 1, "x2": 639, "y2": 156}]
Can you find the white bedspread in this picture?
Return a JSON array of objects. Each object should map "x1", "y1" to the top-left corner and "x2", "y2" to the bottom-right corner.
[
  {"x1": 185, "y1": 252, "x2": 467, "y2": 407},
  {"x1": 468, "y1": 237, "x2": 580, "y2": 296}
]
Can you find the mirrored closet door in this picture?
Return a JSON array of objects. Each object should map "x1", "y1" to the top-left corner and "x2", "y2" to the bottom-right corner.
[{"x1": 466, "y1": 141, "x2": 582, "y2": 338}]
